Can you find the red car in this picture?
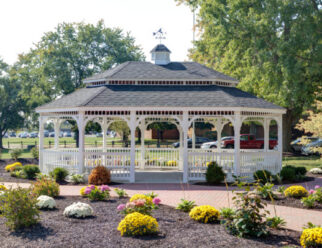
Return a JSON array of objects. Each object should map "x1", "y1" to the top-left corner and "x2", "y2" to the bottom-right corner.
[{"x1": 222, "y1": 134, "x2": 277, "y2": 149}]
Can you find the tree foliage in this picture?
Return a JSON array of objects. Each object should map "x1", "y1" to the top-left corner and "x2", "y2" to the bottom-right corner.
[
  {"x1": 178, "y1": 0, "x2": 322, "y2": 150},
  {"x1": 0, "y1": 58, "x2": 25, "y2": 148}
]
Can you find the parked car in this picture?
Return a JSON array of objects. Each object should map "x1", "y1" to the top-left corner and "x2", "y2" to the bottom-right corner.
[
  {"x1": 63, "y1": 131, "x2": 72, "y2": 137},
  {"x1": 3, "y1": 133, "x2": 8, "y2": 138},
  {"x1": 301, "y1": 139, "x2": 322, "y2": 156},
  {"x1": 49, "y1": 132, "x2": 55, "y2": 137},
  {"x1": 172, "y1": 137, "x2": 211, "y2": 148},
  {"x1": 96, "y1": 132, "x2": 103, "y2": 137},
  {"x1": 221, "y1": 134, "x2": 277, "y2": 149},
  {"x1": 201, "y1": 136, "x2": 234, "y2": 149},
  {"x1": 290, "y1": 137, "x2": 319, "y2": 153},
  {"x1": 9, "y1": 131, "x2": 16, "y2": 137},
  {"x1": 44, "y1": 130, "x2": 49, "y2": 137},
  {"x1": 29, "y1": 132, "x2": 38, "y2": 138},
  {"x1": 18, "y1": 132, "x2": 29, "y2": 138}
]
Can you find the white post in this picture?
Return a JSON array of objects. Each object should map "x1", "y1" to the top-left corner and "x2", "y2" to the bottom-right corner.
[
  {"x1": 140, "y1": 121, "x2": 145, "y2": 169},
  {"x1": 78, "y1": 112, "x2": 85, "y2": 174},
  {"x1": 216, "y1": 118, "x2": 223, "y2": 152},
  {"x1": 182, "y1": 111, "x2": 189, "y2": 183},
  {"x1": 192, "y1": 120, "x2": 196, "y2": 149},
  {"x1": 39, "y1": 116, "x2": 44, "y2": 172},
  {"x1": 264, "y1": 118, "x2": 270, "y2": 152},
  {"x1": 54, "y1": 119, "x2": 60, "y2": 149},
  {"x1": 277, "y1": 115, "x2": 283, "y2": 171},
  {"x1": 102, "y1": 117, "x2": 107, "y2": 166},
  {"x1": 178, "y1": 127, "x2": 183, "y2": 170},
  {"x1": 233, "y1": 112, "x2": 241, "y2": 176},
  {"x1": 129, "y1": 111, "x2": 136, "y2": 183}
]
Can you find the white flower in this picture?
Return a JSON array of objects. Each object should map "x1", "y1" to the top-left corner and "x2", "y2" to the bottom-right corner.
[
  {"x1": 309, "y1": 168, "x2": 322, "y2": 174},
  {"x1": 36, "y1": 195, "x2": 56, "y2": 209},
  {"x1": 63, "y1": 202, "x2": 94, "y2": 218}
]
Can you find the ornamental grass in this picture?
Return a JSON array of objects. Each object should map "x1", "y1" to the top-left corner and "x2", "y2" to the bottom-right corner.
[
  {"x1": 300, "y1": 227, "x2": 322, "y2": 248},
  {"x1": 117, "y1": 212, "x2": 159, "y2": 236},
  {"x1": 189, "y1": 205, "x2": 220, "y2": 223},
  {"x1": 284, "y1": 185, "x2": 308, "y2": 198}
]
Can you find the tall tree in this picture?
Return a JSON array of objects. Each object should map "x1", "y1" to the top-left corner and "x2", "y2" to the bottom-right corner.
[
  {"x1": 11, "y1": 20, "x2": 144, "y2": 144},
  {"x1": 178, "y1": 0, "x2": 322, "y2": 150},
  {"x1": 0, "y1": 59, "x2": 25, "y2": 148}
]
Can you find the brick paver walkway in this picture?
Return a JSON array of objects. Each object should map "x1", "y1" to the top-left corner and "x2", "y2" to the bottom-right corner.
[{"x1": 3, "y1": 177, "x2": 322, "y2": 231}]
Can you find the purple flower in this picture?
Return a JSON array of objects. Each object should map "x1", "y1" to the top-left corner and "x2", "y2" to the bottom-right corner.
[
  {"x1": 315, "y1": 185, "x2": 320, "y2": 189},
  {"x1": 152, "y1": 197, "x2": 161, "y2": 205},
  {"x1": 89, "y1": 185, "x2": 96, "y2": 190},
  {"x1": 84, "y1": 187, "x2": 92, "y2": 195},
  {"x1": 117, "y1": 204, "x2": 126, "y2": 211},
  {"x1": 100, "y1": 185, "x2": 110, "y2": 192},
  {"x1": 309, "y1": 189, "x2": 315, "y2": 195}
]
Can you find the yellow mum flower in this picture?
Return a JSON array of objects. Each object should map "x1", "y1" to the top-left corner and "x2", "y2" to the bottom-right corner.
[
  {"x1": 117, "y1": 212, "x2": 159, "y2": 236},
  {"x1": 189, "y1": 205, "x2": 220, "y2": 223},
  {"x1": 130, "y1": 194, "x2": 153, "y2": 205},
  {"x1": 284, "y1": 185, "x2": 308, "y2": 198},
  {"x1": 5, "y1": 162, "x2": 22, "y2": 172},
  {"x1": 300, "y1": 227, "x2": 322, "y2": 248},
  {"x1": 0, "y1": 185, "x2": 7, "y2": 191}
]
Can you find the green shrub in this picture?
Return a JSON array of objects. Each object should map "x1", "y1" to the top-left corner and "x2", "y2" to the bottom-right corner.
[
  {"x1": 49, "y1": 167, "x2": 69, "y2": 182},
  {"x1": 22, "y1": 165, "x2": 40, "y2": 180},
  {"x1": 253, "y1": 170, "x2": 272, "y2": 183},
  {"x1": 295, "y1": 166, "x2": 307, "y2": 176},
  {"x1": 10, "y1": 149, "x2": 23, "y2": 160},
  {"x1": 280, "y1": 166, "x2": 296, "y2": 182},
  {"x1": 205, "y1": 161, "x2": 225, "y2": 184},
  {"x1": 301, "y1": 195, "x2": 315, "y2": 208},
  {"x1": 255, "y1": 183, "x2": 276, "y2": 200},
  {"x1": 10, "y1": 168, "x2": 25, "y2": 178},
  {"x1": 266, "y1": 216, "x2": 286, "y2": 229},
  {"x1": 67, "y1": 174, "x2": 85, "y2": 184},
  {"x1": 31, "y1": 147, "x2": 39, "y2": 160},
  {"x1": 0, "y1": 187, "x2": 39, "y2": 230},
  {"x1": 32, "y1": 178, "x2": 60, "y2": 198},
  {"x1": 222, "y1": 182, "x2": 269, "y2": 237},
  {"x1": 114, "y1": 188, "x2": 128, "y2": 198},
  {"x1": 220, "y1": 207, "x2": 235, "y2": 220},
  {"x1": 176, "y1": 198, "x2": 197, "y2": 212}
]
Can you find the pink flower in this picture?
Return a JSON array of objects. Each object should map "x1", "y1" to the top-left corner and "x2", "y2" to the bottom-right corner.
[
  {"x1": 100, "y1": 185, "x2": 110, "y2": 192},
  {"x1": 309, "y1": 189, "x2": 315, "y2": 195},
  {"x1": 315, "y1": 185, "x2": 320, "y2": 189},
  {"x1": 117, "y1": 204, "x2": 126, "y2": 211},
  {"x1": 134, "y1": 199, "x2": 146, "y2": 207},
  {"x1": 89, "y1": 185, "x2": 95, "y2": 190},
  {"x1": 153, "y1": 197, "x2": 161, "y2": 205},
  {"x1": 126, "y1": 202, "x2": 135, "y2": 209}
]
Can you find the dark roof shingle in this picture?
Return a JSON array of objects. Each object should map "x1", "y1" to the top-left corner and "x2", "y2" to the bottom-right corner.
[
  {"x1": 37, "y1": 85, "x2": 284, "y2": 110},
  {"x1": 84, "y1": 61, "x2": 238, "y2": 82}
]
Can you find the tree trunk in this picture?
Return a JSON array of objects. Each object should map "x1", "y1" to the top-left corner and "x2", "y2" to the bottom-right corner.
[
  {"x1": 0, "y1": 132, "x2": 3, "y2": 149},
  {"x1": 282, "y1": 109, "x2": 294, "y2": 152}
]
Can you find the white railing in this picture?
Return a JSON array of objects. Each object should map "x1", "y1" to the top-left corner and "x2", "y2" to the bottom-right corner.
[
  {"x1": 188, "y1": 149, "x2": 234, "y2": 181},
  {"x1": 42, "y1": 149, "x2": 78, "y2": 174},
  {"x1": 84, "y1": 148, "x2": 131, "y2": 180},
  {"x1": 239, "y1": 150, "x2": 280, "y2": 178},
  {"x1": 142, "y1": 148, "x2": 180, "y2": 169}
]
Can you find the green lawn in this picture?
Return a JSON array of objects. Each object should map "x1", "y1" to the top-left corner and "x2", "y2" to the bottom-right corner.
[{"x1": 282, "y1": 156, "x2": 321, "y2": 171}]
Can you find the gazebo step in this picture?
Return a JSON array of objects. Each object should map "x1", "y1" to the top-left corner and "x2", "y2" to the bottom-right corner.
[{"x1": 135, "y1": 171, "x2": 183, "y2": 183}]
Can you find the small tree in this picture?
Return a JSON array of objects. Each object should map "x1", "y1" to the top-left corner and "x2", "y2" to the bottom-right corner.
[{"x1": 296, "y1": 100, "x2": 322, "y2": 154}]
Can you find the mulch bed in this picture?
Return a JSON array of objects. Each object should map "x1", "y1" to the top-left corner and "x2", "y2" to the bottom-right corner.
[
  {"x1": 0, "y1": 159, "x2": 38, "y2": 184},
  {"x1": 0, "y1": 196, "x2": 301, "y2": 248},
  {"x1": 263, "y1": 194, "x2": 322, "y2": 212}
]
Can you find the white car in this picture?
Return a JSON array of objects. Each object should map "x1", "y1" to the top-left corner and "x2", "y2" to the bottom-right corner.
[
  {"x1": 301, "y1": 139, "x2": 322, "y2": 156},
  {"x1": 201, "y1": 136, "x2": 234, "y2": 149}
]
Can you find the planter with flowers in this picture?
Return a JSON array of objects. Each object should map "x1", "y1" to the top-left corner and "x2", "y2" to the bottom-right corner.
[{"x1": 80, "y1": 185, "x2": 111, "y2": 201}]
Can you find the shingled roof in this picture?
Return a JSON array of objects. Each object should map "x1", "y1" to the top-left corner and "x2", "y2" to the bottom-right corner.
[
  {"x1": 37, "y1": 85, "x2": 284, "y2": 110},
  {"x1": 83, "y1": 61, "x2": 238, "y2": 83}
]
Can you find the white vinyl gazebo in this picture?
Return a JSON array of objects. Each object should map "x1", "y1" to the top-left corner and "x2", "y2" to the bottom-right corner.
[{"x1": 36, "y1": 44, "x2": 286, "y2": 183}]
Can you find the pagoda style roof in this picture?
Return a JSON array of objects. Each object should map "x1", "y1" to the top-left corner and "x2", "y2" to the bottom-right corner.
[
  {"x1": 37, "y1": 85, "x2": 284, "y2": 111},
  {"x1": 83, "y1": 61, "x2": 238, "y2": 83}
]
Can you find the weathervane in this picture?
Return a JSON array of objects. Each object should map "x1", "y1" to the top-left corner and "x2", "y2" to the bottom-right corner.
[{"x1": 153, "y1": 28, "x2": 166, "y2": 44}]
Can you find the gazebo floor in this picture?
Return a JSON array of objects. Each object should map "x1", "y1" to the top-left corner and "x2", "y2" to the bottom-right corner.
[{"x1": 134, "y1": 170, "x2": 184, "y2": 183}]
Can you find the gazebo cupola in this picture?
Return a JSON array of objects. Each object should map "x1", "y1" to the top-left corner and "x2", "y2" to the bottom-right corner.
[{"x1": 150, "y1": 44, "x2": 171, "y2": 65}]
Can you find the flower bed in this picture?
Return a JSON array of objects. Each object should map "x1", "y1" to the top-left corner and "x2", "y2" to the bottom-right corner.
[{"x1": 0, "y1": 196, "x2": 301, "y2": 247}]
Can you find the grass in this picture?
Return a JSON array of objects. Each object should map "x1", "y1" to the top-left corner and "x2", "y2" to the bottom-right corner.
[{"x1": 282, "y1": 156, "x2": 321, "y2": 171}]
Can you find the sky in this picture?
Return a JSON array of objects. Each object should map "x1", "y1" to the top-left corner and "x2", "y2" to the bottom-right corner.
[{"x1": 0, "y1": 0, "x2": 195, "y2": 65}]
